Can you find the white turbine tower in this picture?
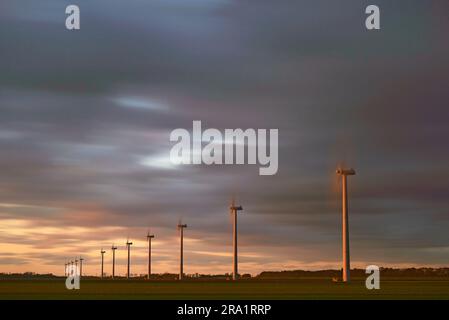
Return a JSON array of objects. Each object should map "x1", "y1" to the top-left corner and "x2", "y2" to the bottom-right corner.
[
  {"x1": 147, "y1": 231, "x2": 155, "y2": 280},
  {"x1": 100, "y1": 249, "x2": 106, "y2": 279},
  {"x1": 230, "y1": 198, "x2": 243, "y2": 280},
  {"x1": 126, "y1": 239, "x2": 133, "y2": 279},
  {"x1": 336, "y1": 167, "x2": 356, "y2": 283},
  {"x1": 177, "y1": 221, "x2": 187, "y2": 280},
  {"x1": 111, "y1": 244, "x2": 117, "y2": 279},
  {"x1": 79, "y1": 257, "x2": 84, "y2": 279}
]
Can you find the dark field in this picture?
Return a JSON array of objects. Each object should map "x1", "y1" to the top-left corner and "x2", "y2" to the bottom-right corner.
[{"x1": 1, "y1": 279, "x2": 448, "y2": 299}]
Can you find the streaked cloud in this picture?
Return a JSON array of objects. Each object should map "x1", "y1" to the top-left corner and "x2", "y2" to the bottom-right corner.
[{"x1": 113, "y1": 96, "x2": 169, "y2": 112}]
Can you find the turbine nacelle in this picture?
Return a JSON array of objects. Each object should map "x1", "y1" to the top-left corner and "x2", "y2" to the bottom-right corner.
[
  {"x1": 230, "y1": 197, "x2": 243, "y2": 212},
  {"x1": 336, "y1": 168, "x2": 356, "y2": 176}
]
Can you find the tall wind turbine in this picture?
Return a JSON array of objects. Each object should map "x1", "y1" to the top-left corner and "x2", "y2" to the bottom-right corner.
[
  {"x1": 79, "y1": 257, "x2": 84, "y2": 278},
  {"x1": 230, "y1": 198, "x2": 243, "y2": 280},
  {"x1": 100, "y1": 249, "x2": 106, "y2": 279},
  {"x1": 147, "y1": 231, "x2": 155, "y2": 279},
  {"x1": 177, "y1": 221, "x2": 187, "y2": 280},
  {"x1": 126, "y1": 239, "x2": 133, "y2": 279},
  {"x1": 336, "y1": 167, "x2": 356, "y2": 283},
  {"x1": 111, "y1": 244, "x2": 117, "y2": 279}
]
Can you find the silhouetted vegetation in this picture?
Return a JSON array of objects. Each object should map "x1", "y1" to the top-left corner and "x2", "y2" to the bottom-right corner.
[
  {"x1": 257, "y1": 268, "x2": 449, "y2": 279},
  {"x1": 2, "y1": 268, "x2": 448, "y2": 281}
]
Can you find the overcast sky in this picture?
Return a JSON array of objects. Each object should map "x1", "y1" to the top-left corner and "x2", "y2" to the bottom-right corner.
[{"x1": 0, "y1": 0, "x2": 448, "y2": 276}]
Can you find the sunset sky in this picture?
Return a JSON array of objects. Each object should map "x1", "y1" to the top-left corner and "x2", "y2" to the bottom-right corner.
[{"x1": 0, "y1": 0, "x2": 448, "y2": 276}]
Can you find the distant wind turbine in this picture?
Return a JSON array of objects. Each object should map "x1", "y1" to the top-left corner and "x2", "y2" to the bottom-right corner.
[
  {"x1": 126, "y1": 239, "x2": 133, "y2": 279},
  {"x1": 111, "y1": 244, "x2": 117, "y2": 279},
  {"x1": 79, "y1": 257, "x2": 84, "y2": 278},
  {"x1": 100, "y1": 249, "x2": 106, "y2": 279},
  {"x1": 177, "y1": 221, "x2": 187, "y2": 280},
  {"x1": 147, "y1": 230, "x2": 155, "y2": 279},
  {"x1": 230, "y1": 197, "x2": 243, "y2": 280}
]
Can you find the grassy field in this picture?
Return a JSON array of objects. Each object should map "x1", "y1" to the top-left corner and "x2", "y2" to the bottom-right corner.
[{"x1": 1, "y1": 278, "x2": 449, "y2": 299}]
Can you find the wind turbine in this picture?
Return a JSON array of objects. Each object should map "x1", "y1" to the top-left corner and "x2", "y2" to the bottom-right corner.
[
  {"x1": 230, "y1": 198, "x2": 243, "y2": 280},
  {"x1": 67, "y1": 260, "x2": 72, "y2": 276},
  {"x1": 75, "y1": 258, "x2": 78, "y2": 276},
  {"x1": 111, "y1": 244, "x2": 117, "y2": 279},
  {"x1": 177, "y1": 221, "x2": 187, "y2": 280},
  {"x1": 336, "y1": 167, "x2": 356, "y2": 283},
  {"x1": 100, "y1": 249, "x2": 106, "y2": 279},
  {"x1": 79, "y1": 257, "x2": 84, "y2": 278},
  {"x1": 146, "y1": 231, "x2": 155, "y2": 279},
  {"x1": 126, "y1": 239, "x2": 133, "y2": 279}
]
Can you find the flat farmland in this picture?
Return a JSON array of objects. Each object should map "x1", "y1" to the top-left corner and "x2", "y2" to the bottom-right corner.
[{"x1": 0, "y1": 279, "x2": 448, "y2": 299}]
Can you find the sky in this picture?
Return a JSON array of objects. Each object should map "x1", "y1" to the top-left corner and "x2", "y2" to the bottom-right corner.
[{"x1": 0, "y1": 0, "x2": 448, "y2": 276}]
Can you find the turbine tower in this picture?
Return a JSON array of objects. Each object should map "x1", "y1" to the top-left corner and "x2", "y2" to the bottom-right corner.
[
  {"x1": 177, "y1": 222, "x2": 187, "y2": 280},
  {"x1": 68, "y1": 260, "x2": 73, "y2": 276},
  {"x1": 230, "y1": 198, "x2": 243, "y2": 280},
  {"x1": 100, "y1": 249, "x2": 106, "y2": 279},
  {"x1": 336, "y1": 167, "x2": 356, "y2": 283},
  {"x1": 111, "y1": 244, "x2": 117, "y2": 279},
  {"x1": 126, "y1": 239, "x2": 133, "y2": 279},
  {"x1": 79, "y1": 257, "x2": 84, "y2": 278},
  {"x1": 147, "y1": 231, "x2": 155, "y2": 279},
  {"x1": 75, "y1": 258, "x2": 78, "y2": 276}
]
